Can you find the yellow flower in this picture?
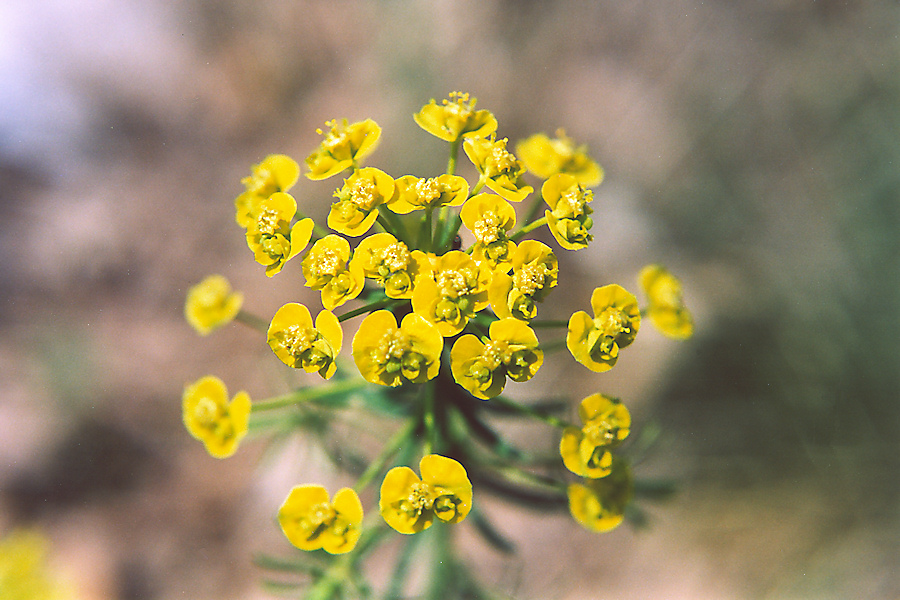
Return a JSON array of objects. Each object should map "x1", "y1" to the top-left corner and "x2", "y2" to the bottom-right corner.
[
  {"x1": 301, "y1": 235, "x2": 365, "y2": 310},
  {"x1": 278, "y1": 485, "x2": 363, "y2": 554},
  {"x1": 267, "y1": 303, "x2": 342, "y2": 379},
  {"x1": 639, "y1": 264, "x2": 694, "y2": 340},
  {"x1": 352, "y1": 311, "x2": 442, "y2": 386},
  {"x1": 235, "y1": 154, "x2": 301, "y2": 227},
  {"x1": 245, "y1": 192, "x2": 315, "y2": 277},
  {"x1": 568, "y1": 458, "x2": 633, "y2": 533},
  {"x1": 0, "y1": 529, "x2": 71, "y2": 600},
  {"x1": 413, "y1": 92, "x2": 497, "y2": 143},
  {"x1": 560, "y1": 394, "x2": 631, "y2": 478},
  {"x1": 516, "y1": 129, "x2": 603, "y2": 187},
  {"x1": 184, "y1": 274, "x2": 243, "y2": 335},
  {"x1": 464, "y1": 135, "x2": 533, "y2": 203},
  {"x1": 305, "y1": 118, "x2": 381, "y2": 180},
  {"x1": 488, "y1": 241, "x2": 558, "y2": 321},
  {"x1": 182, "y1": 375, "x2": 251, "y2": 458},
  {"x1": 567, "y1": 285, "x2": 640, "y2": 372},
  {"x1": 542, "y1": 174, "x2": 594, "y2": 250},
  {"x1": 460, "y1": 193, "x2": 517, "y2": 272},
  {"x1": 327, "y1": 167, "x2": 397, "y2": 236},
  {"x1": 380, "y1": 454, "x2": 472, "y2": 534},
  {"x1": 350, "y1": 233, "x2": 429, "y2": 299},
  {"x1": 450, "y1": 318, "x2": 543, "y2": 400},
  {"x1": 412, "y1": 251, "x2": 491, "y2": 337},
  {"x1": 389, "y1": 174, "x2": 469, "y2": 214}
]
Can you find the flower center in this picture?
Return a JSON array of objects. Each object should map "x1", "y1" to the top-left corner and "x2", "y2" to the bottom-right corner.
[
  {"x1": 444, "y1": 91, "x2": 475, "y2": 120},
  {"x1": 488, "y1": 142, "x2": 518, "y2": 175},
  {"x1": 595, "y1": 307, "x2": 630, "y2": 338},
  {"x1": 560, "y1": 187, "x2": 589, "y2": 217},
  {"x1": 473, "y1": 210, "x2": 503, "y2": 244},
  {"x1": 319, "y1": 120, "x2": 351, "y2": 157},
  {"x1": 193, "y1": 396, "x2": 220, "y2": 427},
  {"x1": 584, "y1": 421, "x2": 618, "y2": 447},
  {"x1": 256, "y1": 208, "x2": 281, "y2": 235},
  {"x1": 406, "y1": 482, "x2": 434, "y2": 512},
  {"x1": 303, "y1": 502, "x2": 336, "y2": 533},
  {"x1": 376, "y1": 242, "x2": 411, "y2": 273},
  {"x1": 373, "y1": 328, "x2": 411, "y2": 366},
  {"x1": 481, "y1": 340, "x2": 511, "y2": 371},
  {"x1": 514, "y1": 262, "x2": 552, "y2": 296},
  {"x1": 414, "y1": 177, "x2": 442, "y2": 204},
  {"x1": 350, "y1": 177, "x2": 380, "y2": 210},
  {"x1": 311, "y1": 249, "x2": 342, "y2": 278},
  {"x1": 437, "y1": 268, "x2": 475, "y2": 298},
  {"x1": 282, "y1": 325, "x2": 320, "y2": 356}
]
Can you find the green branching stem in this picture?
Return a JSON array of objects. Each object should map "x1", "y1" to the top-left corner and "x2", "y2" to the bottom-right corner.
[
  {"x1": 251, "y1": 378, "x2": 369, "y2": 412},
  {"x1": 376, "y1": 210, "x2": 400, "y2": 239},
  {"x1": 354, "y1": 417, "x2": 418, "y2": 493},
  {"x1": 488, "y1": 394, "x2": 571, "y2": 429},
  {"x1": 509, "y1": 216, "x2": 548, "y2": 242},
  {"x1": 338, "y1": 298, "x2": 408, "y2": 322},
  {"x1": 529, "y1": 319, "x2": 569, "y2": 329},
  {"x1": 521, "y1": 190, "x2": 547, "y2": 227},
  {"x1": 235, "y1": 309, "x2": 269, "y2": 334}
]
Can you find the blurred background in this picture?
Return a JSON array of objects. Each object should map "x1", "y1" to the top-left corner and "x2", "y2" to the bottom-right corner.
[{"x1": 1, "y1": 0, "x2": 898, "y2": 598}]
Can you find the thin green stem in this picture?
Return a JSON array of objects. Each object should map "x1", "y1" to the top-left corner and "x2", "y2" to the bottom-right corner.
[
  {"x1": 510, "y1": 216, "x2": 548, "y2": 242},
  {"x1": 470, "y1": 177, "x2": 486, "y2": 197},
  {"x1": 376, "y1": 211, "x2": 399, "y2": 238},
  {"x1": 423, "y1": 379, "x2": 436, "y2": 455},
  {"x1": 538, "y1": 337, "x2": 568, "y2": 353},
  {"x1": 235, "y1": 309, "x2": 269, "y2": 333},
  {"x1": 488, "y1": 394, "x2": 571, "y2": 429},
  {"x1": 447, "y1": 138, "x2": 460, "y2": 176},
  {"x1": 529, "y1": 319, "x2": 570, "y2": 328},
  {"x1": 338, "y1": 298, "x2": 408, "y2": 322},
  {"x1": 522, "y1": 190, "x2": 546, "y2": 226},
  {"x1": 490, "y1": 462, "x2": 568, "y2": 493},
  {"x1": 296, "y1": 212, "x2": 330, "y2": 240},
  {"x1": 420, "y1": 207, "x2": 434, "y2": 252},
  {"x1": 251, "y1": 378, "x2": 369, "y2": 412},
  {"x1": 437, "y1": 213, "x2": 463, "y2": 252},
  {"x1": 354, "y1": 417, "x2": 418, "y2": 492}
]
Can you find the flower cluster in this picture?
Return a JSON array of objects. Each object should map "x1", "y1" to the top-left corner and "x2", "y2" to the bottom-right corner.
[{"x1": 181, "y1": 93, "x2": 694, "y2": 595}]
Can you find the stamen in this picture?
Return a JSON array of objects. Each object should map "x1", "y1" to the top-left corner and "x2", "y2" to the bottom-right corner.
[
  {"x1": 193, "y1": 396, "x2": 220, "y2": 426},
  {"x1": 514, "y1": 262, "x2": 550, "y2": 296},
  {"x1": 473, "y1": 210, "x2": 502, "y2": 244},
  {"x1": 414, "y1": 178, "x2": 442, "y2": 204}
]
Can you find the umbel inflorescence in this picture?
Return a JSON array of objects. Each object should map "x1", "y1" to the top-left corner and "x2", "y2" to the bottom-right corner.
[{"x1": 182, "y1": 92, "x2": 693, "y2": 597}]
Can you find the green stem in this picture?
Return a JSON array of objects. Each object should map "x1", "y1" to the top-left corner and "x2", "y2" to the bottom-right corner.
[
  {"x1": 251, "y1": 378, "x2": 369, "y2": 412},
  {"x1": 437, "y1": 213, "x2": 463, "y2": 252},
  {"x1": 338, "y1": 298, "x2": 408, "y2": 322},
  {"x1": 447, "y1": 138, "x2": 460, "y2": 176},
  {"x1": 354, "y1": 417, "x2": 418, "y2": 492},
  {"x1": 529, "y1": 319, "x2": 570, "y2": 328},
  {"x1": 538, "y1": 337, "x2": 568, "y2": 353},
  {"x1": 521, "y1": 190, "x2": 546, "y2": 226},
  {"x1": 470, "y1": 177, "x2": 486, "y2": 197},
  {"x1": 420, "y1": 207, "x2": 434, "y2": 252},
  {"x1": 234, "y1": 309, "x2": 269, "y2": 333},
  {"x1": 488, "y1": 394, "x2": 571, "y2": 429},
  {"x1": 510, "y1": 216, "x2": 548, "y2": 242},
  {"x1": 490, "y1": 462, "x2": 568, "y2": 493},
  {"x1": 376, "y1": 211, "x2": 399, "y2": 238},
  {"x1": 423, "y1": 379, "x2": 436, "y2": 455},
  {"x1": 296, "y1": 212, "x2": 330, "y2": 240}
]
